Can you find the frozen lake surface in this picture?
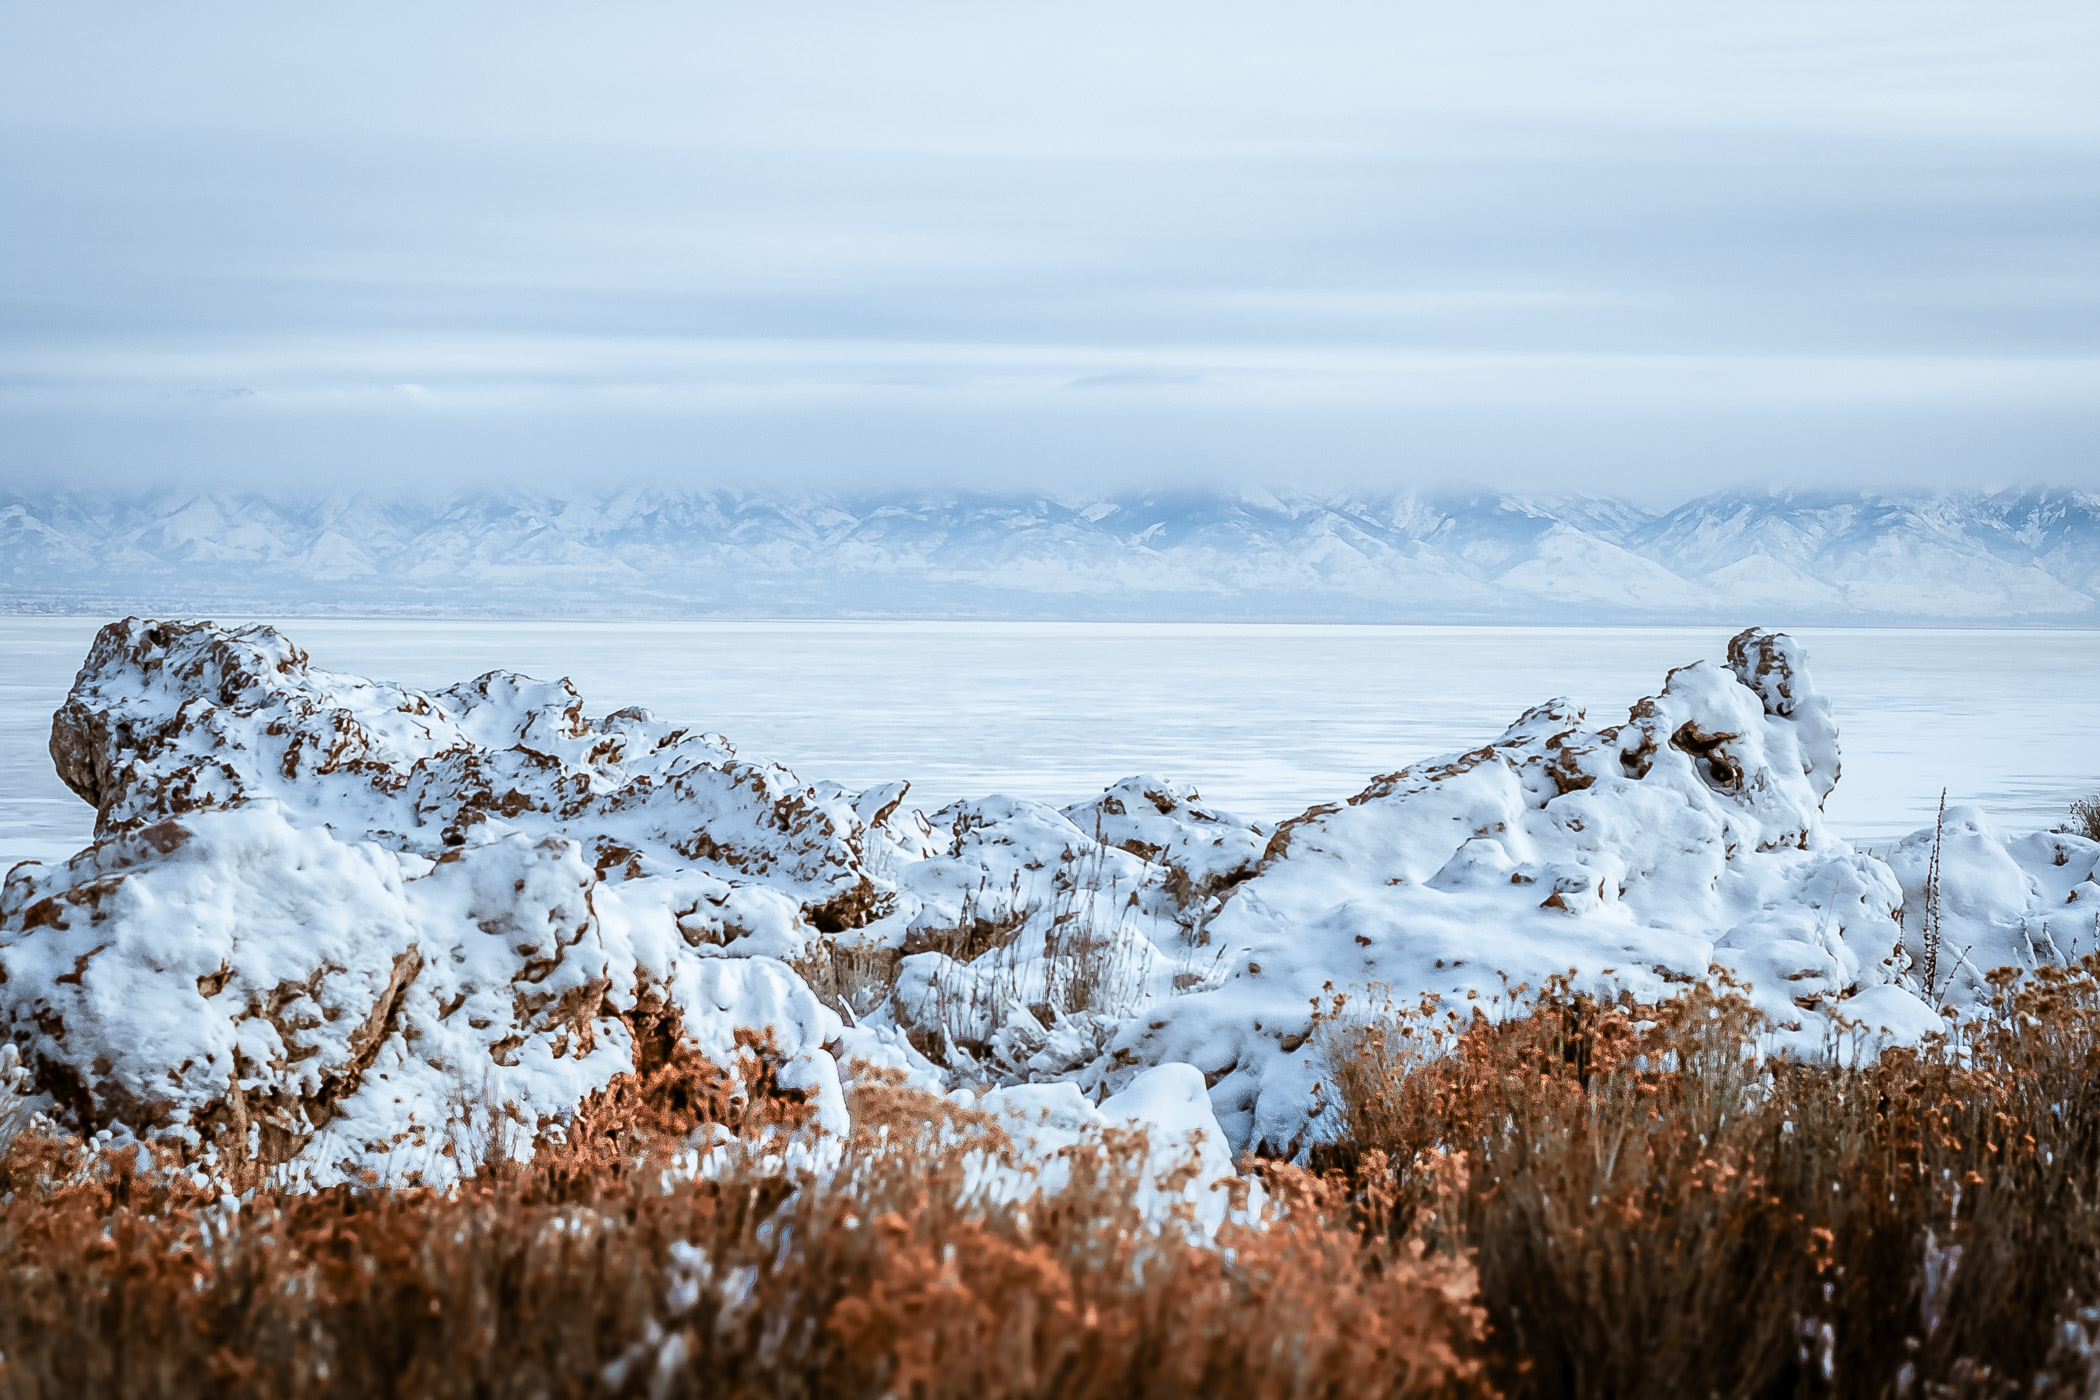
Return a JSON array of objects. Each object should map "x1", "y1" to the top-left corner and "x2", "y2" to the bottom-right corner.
[{"x1": 5, "y1": 617, "x2": 2096, "y2": 868}]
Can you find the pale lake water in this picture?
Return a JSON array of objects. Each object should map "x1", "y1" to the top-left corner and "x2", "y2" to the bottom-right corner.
[{"x1": 4, "y1": 617, "x2": 2096, "y2": 869}]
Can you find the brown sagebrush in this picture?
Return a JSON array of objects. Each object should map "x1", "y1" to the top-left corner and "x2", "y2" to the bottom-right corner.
[
  {"x1": 1319, "y1": 961, "x2": 2100, "y2": 1399},
  {"x1": 0, "y1": 1044, "x2": 1491, "y2": 1400}
]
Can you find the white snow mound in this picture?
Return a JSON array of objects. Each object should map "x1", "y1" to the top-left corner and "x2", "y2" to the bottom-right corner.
[{"x1": 1095, "y1": 630, "x2": 1924, "y2": 1152}]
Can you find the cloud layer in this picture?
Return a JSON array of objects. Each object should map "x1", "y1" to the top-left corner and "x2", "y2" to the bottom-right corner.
[{"x1": 2, "y1": 1, "x2": 2095, "y2": 497}]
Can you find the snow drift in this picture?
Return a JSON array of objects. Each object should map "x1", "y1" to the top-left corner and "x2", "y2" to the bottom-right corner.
[{"x1": 3, "y1": 618, "x2": 2092, "y2": 1181}]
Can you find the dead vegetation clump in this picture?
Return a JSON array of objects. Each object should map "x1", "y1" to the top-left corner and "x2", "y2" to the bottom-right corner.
[
  {"x1": 0, "y1": 1036, "x2": 1492, "y2": 1399},
  {"x1": 48, "y1": 913, "x2": 2100, "y2": 1395},
  {"x1": 897, "y1": 850, "x2": 1155, "y2": 1078},
  {"x1": 1318, "y1": 962, "x2": 2100, "y2": 1398},
  {"x1": 2067, "y1": 794, "x2": 2100, "y2": 843},
  {"x1": 790, "y1": 938, "x2": 901, "y2": 1025},
  {"x1": 1039, "y1": 883, "x2": 1146, "y2": 1026}
]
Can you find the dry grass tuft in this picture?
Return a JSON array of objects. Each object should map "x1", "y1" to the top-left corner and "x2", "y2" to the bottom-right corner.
[
  {"x1": 2069, "y1": 795, "x2": 2100, "y2": 843},
  {"x1": 791, "y1": 938, "x2": 902, "y2": 1024}
]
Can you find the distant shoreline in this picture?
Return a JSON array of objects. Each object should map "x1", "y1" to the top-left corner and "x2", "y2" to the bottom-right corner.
[{"x1": 8, "y1": 486, "x2": 2100, "y2": 626}]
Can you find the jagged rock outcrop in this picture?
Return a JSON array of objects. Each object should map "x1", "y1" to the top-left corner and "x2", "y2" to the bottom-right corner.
[
  {"x1": 7, "y1": 616, "x2": 2064, "y2": 1173},
  {"x1": 4, "y1": 618, "x2": 1240, "y2": 1178},
  {"x1": 46, "y1": 618, "x2": 884, "y2": 931},
  {"x1": 1097, "y1": 628, "x2": 1917, "y2": 1152}
]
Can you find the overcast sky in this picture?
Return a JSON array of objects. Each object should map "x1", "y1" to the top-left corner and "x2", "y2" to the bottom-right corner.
[{"x1": 1, "y1": 2, "x2": 2096, "y2": 502}]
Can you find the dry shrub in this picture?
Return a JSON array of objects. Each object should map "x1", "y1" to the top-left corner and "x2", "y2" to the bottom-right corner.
[
  {"x1": 790, "y1": 938, "x2": 901, "y2": 1024},
  {"x1": 774, "y1": 1079, "x2": 1490, "y2": 1400},
  {"x1": 1320, "y1": 962, "x2": 2100, "y2": 1399},
  {"x1": 2069, "y1": 795, "x2": 2100, "y2": 843},
  {"x1": 1038, "y1": 837, "x2": 1146, "y2": 1024},
  {"x1": 1040, "y1": 909, "x2": 1144, "y2": 1024},
  {"x1": 903, "y1": 863, "x2": 1150, "y2": 1073},
  {"x1": 0, "y1": 1042, "x2": 1490, "y2": 1399}
]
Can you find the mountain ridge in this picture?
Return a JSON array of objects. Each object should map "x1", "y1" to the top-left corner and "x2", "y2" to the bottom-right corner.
[{"x1": 4, "y1": 486, "x2": 2097, "y2": 624}]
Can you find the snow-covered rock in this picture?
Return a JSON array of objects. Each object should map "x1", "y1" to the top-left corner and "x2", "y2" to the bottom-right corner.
[
  {"x1": 1063, "y1": 774, "x2": 1269, "y2": 928},
  {"x1": 0, "y1": 800, "x2": 850, "y2": 1177},
  {"x1": 45, "y1": 617, "x2": 881, "y2": 934},
  {"x1": 1886, "y1": 806, "x2": 2100, "y2": 1004},
  {"x1": 1097, "y1": 628, "x2": 1915, "y2": 1153},
  {"x1": 980, "y1": 1063, "x2": 1248, "y2": 1234},
  {"x1": 2, "y1": 618, "x2": 1235, "y2": 1180},
  {"x1": 3, "y1": 616, "x2": 2063, "y2": 1178}
]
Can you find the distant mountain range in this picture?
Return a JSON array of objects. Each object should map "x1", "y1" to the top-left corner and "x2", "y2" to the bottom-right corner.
[{"x1": 4, "y1": 487, "x2": 2098, "y2": 624}]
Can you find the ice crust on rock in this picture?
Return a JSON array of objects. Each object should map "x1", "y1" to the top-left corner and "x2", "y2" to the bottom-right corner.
[{"x1": 0, "y1": 616, "x2": 2058, "y2": 1179}]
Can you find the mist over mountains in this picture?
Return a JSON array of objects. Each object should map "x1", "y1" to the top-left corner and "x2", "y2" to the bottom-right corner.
[{"x1": 4, "y1": 487, "x2": 2097, "y2": 624}]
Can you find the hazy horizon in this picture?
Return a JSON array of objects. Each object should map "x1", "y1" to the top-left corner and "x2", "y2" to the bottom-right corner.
[{"x1": 6, "y1": 477, "x2": 2100, "y2": 514}]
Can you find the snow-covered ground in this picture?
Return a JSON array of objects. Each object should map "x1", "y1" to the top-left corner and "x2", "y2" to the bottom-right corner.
[
  {"x1": 5, "y1": 618, "x2": 2096, "y2": 869},
  {"x1": 4, "y1": 616, "x2": 2097, "y2": 1185}
]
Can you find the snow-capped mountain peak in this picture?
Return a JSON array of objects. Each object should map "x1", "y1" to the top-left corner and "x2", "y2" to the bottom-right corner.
[{"x1": 3, "y1": 486, "x2": 2094, "y2": 623}]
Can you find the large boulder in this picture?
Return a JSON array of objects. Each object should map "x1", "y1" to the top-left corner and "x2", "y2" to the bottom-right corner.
[
  {"x1": 7, "y1": 617, "x2": 1232, "y2": 1179},
  {"x1": 1099, "y1": 628, "x2": 1917, "y2": 1153},
  {"x1": 0, "y1": 802, "x2": 846, "y2": 1177}
]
